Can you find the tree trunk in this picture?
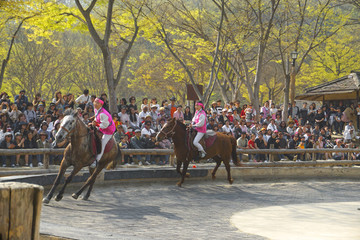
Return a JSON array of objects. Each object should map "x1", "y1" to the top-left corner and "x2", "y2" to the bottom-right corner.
[{"x1": 282, "y1": 73, "x2": 290, "y2": 121}]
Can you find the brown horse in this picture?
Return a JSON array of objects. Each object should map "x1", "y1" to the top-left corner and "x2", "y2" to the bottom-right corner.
[
  {"x1": 156, "y1": 118, "x2": 239, "y2": 187},
  {"x1": 42, "y1": 110, "x2": 119, "y2": 204}
]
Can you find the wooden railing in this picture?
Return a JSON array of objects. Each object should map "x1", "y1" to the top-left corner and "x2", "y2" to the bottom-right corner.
[{"x1": 1, "y1": 147, "x2": 360, "y2": 169}]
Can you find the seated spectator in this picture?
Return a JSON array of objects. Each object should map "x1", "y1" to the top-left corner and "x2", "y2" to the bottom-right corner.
[
  {"x1": 237, "y1": 132, "x2": 248, "y2": 161},
  {"x1": 155, "y1": 136, "x2": 171, "y2": 165},
  {"x1": 114, "y1": 125, "x2": 126, "y2": 143},
  {"x1": 119, "y1": 135, "x2": 132, "y2": 165},
  {"x1": 141, "y1": 120, "x2": 156, "y2": 138},
  {"x1": 1, "y1": 132, "x2": 16, "y2": 167},
  {"x1": 222, "y1": 120, "x2": 233, "y2": 134},
  {"x1": 112, "y1": 113, "x2": 121, "y2": 130},
  {"x1": 333, "y1": 139, "x2": 344, "y2": 160},
  {"x1": 247, "y1": 134, "x2": 256, "y2": 162},
  {"x1": 14, "y1": 89, "x2": 29, "y2": 111},
  {"x1": 130, "y1": 129, "x2": 148, "y2": 165},
  {"x1": 24, "y1": 103, "x2": 36, "y2": 123},
  {"x1": 24, "y1": 130, "x2": 38, "y2": 167},
  {"x1": 38, "y1": 121, "x2": 51, "y2": 140},
  {"x1": 9, "y1": 103, "x2": 21, "y2": 125},
  {"x1": 14, "y1": 132, "x2": 25, "y2": 166},
  {"x1": 207, "y1": 118, "x2": 216, "y2": 130}
]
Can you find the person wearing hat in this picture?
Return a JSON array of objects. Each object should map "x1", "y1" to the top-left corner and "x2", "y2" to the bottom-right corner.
[
  {"x1": 1, "y1": 132, "x2": 16, "y2": 167},
  {"x1": 169, "y1": 97, "x2": 177, "y2": 118},
  {"x1": 150, "y1": 104, "x2": 159, "y2": 124},
  {"x1": 218, "y1": 108, "x2": 229, "y2": 125},
  {"x1": 130, "y1": 128, "x2": 147, "y2": 165},
  {"x1": 210, "y1": 101, "x2": 217, "y2": 115},
  {"x1": 14, "y1": 89, "x2": 29, "y2": 111},
  {"x1": 236, "y1": 131, "x2": 248, "y2": 161},
  {"x1": 190, "y1": 101, "x2": 207, "y2": 158},
  {"x1": 90, "y1": 97, "x2": 116, "y2": 168}
]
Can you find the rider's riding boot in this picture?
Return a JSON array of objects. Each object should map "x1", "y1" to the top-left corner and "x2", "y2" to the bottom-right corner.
[{"x1": 200, "y1": 151, "x2": 206, "y2": 158}]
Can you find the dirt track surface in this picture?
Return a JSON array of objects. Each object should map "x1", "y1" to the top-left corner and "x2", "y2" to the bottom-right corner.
[{"x1": 40, "y1": 180, "x2": 360, "y2": 240}]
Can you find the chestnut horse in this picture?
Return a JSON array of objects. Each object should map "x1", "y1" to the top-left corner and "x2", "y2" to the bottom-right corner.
[
  {"x1": 156, "y1": 118, "x2": 239, "y2": 187},
  {"x1": 42, "y1": 110, "x2": 119, "y2": 204}
]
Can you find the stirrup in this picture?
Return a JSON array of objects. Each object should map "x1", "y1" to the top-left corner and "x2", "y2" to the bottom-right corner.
[{"x1": 90, "y1": 159, "x2": 97, "y2": 168}]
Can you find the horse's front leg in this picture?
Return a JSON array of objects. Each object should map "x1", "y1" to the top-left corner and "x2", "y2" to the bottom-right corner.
[
  {"x1": 177, "y1": 160, "x2": 190, "y2": 187},
  {"x1": 72, "y1": 165, "x2": 103, "y2": 200},
  {"x1": 223, "y1": 159, "x2": 234, "y2": 184},
  {"x1": 43, "y1": 161, "x2": 68, "y2": 204},
  {"x1": 54, "y1": 165, "x2": 82, "y2": 201}
]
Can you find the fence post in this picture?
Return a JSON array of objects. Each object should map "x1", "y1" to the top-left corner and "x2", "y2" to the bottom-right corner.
[
  {"x1": 170, "y1": 153, "x2": 175, "y2": 167},
  {"x1": 43, "y1": 153, "x2": 49, "y2": 169},
  {"x1": 312, "y1": 152, "x2": 316, "y2": 161},
  {"x1": 269, "y1": 144, "x2": 274, "y2": 162}
]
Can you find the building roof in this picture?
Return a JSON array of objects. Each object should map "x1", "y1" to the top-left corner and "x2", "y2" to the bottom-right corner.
[{"x1": 296, "y1": 72, "x2": 360, "y2": 101}]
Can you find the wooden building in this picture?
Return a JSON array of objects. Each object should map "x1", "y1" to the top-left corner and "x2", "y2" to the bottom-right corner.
[{"x1": 296, "y1": 72, "x2": 360, "y2": 106}]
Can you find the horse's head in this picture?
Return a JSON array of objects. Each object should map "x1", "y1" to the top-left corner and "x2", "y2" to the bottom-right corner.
[
  {"x1": 156, "y1": 118, "x2": 178, "y2": 141},
  {"x1": 53, "y1": 110, "x2": 78, "y2": 146}
]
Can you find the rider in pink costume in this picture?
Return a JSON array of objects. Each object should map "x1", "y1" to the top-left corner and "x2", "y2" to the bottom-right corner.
[
  {"x1": 90, "y1": 98, "x2": 115, "y2": 168},
  {"x1": 191, "y1": 101, "x2": 207, "y2": 158}
]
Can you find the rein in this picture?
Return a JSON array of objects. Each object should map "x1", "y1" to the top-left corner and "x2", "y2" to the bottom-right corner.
[{"x1": 159, "y1": 120, "x2": 178, "y2": 138}]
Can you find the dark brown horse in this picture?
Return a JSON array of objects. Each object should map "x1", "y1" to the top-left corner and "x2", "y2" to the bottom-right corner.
[
  {"x1": 156, "y1": 118, "x2": 239, "y2": 187},
  {"x1": 42, "y1": 110, "x2": 119, "y2": 204}
]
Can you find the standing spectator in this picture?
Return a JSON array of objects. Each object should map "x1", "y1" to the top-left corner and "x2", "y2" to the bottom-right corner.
[
  {"x1": 14, "y1": 89, "x2": 29, "y2": 111},
  {"x1": 315, "y1": 108, "x2": 325, "y2": 129},
  {"x1": 112, "y1": 113, "x2": 121, "y2": 130},
  {"x1": 169, "y1": 97, "x2": 177, "y2": 118},
  {"x1": 128, "y1": 96, "x2": 138, "y2": 113},
  {"x1": 65, "y1": 93, "x2": 75, "y2": 109},
  {"x1": 141, "y1": 97, "x2": 149, "y2": 111},
  {"x1": 210, "y1": 102, "x2": 217, "y2": 114},
  {"x1": 215, "y1": 100, "x2": 223, "y2": 115},
  {"x1": 150, "y1": 105, "x2": 160, "y2": 126},
  {"x1": 260, "y1": 101, "x2": 270, "y2": 119},
  {"x1": 184, "y1": 106, "x2": 193, "y2": 125},
  {"x1": 307, "y1": 104, "x2": 316, "y2": 126},
  {"x1": 290, "y1": 101, "x2": 299, "y2": 120},
  {"x1": 138, "y1": 106, "x2": 149, "y2": 124},
  {"x1": 24, "y1": 103, "x2": 37, "y2": 123},
  {"x1": 161, "y1": 100, "x2": 171, "y2": 118},
  {"x1": 269, "y1": 103, "x2": 278, "y2": 119},
  {"x1": 85, "y1": 105, "x2": 95, "y2": 118},
  {"x1": 299, "y1": 102, "x2": 308, "y2": 126},
  {"x1": 37, "y1": 132, "x2": 52, "y2": 166},
  {"x1": 118, "y1": 106, "x2": 130, "y2": 129},
  {"x1": 86, "y1": 95, "x2": 96, "y2": 109},
  {"x1": 129, "y1": 107, "x2": 139, "y2": 128},
  {"x1": 343, "y1": 121, "x2": 355, "y2": 143},
  {"x1": 173, "y1": 105, "x2": 184, "y2": 121},
  {"x1": 32, "y1": 93, "x2": 45, "y2": 111},
  {"x1": 117, "y1": 98, "x2": 127, "y2": 113},
  {"x1": 237, "y1": 132, "x2": 248, "y2": 161},
  {"x1": 150, "y1": 98, "x2": 160, "y2": 111},
  {"x1": 233, "y1": 109, "x2": 241, "y2": 123},
  {"x1": 315, "y1": 135, "x2": 325, "y2": 160},
  {"x1": 1, "y1": 132, "x2": 16, "y2": 167},
  {"x1": 245, "y1": 104, "x2": 256, "y2": 123},
  {"x1": 52, "y1": 91, "x2": 65, "y2": 112},
  {"x1": 75, "y1": 89, "x2": 90, "y2": 110},
  {"x1": 99, "y1": 94, "x2": 109, "y2": 112},
  {"x1": 334, "y1": 107, "x2": 343, "y2": 134}
]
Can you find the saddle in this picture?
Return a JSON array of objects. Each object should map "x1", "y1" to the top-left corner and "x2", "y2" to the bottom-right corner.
[
  {"x1": 187, "y1": 128, "x2": 217, "y2": 152},
  {"x1": 90, "y1": 127, "x2": 115, "y2": 156}
]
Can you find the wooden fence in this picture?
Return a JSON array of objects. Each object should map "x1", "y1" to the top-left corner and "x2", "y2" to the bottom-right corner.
[{"x1": 1, "y1": 147, "x2": 360, "y2": 169}]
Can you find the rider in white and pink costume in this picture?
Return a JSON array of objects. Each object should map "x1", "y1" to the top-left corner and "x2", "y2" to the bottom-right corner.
[
  {"x1": 191, "y1": 101, "x2": 207, "y2": 158},
  {"x1": 90, "y1": 98, "x2": 115, "y2": 168}
]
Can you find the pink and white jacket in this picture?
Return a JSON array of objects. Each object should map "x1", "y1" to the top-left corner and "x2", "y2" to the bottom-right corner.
[
  {"x1": 192, "y1": 110, "x2": 207, "y2": 133},
  {"x1": 95, "y1": 107, "x2": 115, "y2": 135}
]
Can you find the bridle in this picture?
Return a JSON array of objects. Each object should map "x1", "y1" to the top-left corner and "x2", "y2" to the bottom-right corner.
[
  {"x1": 158, "y1": 120, "x2": 177, "y2": 139},
  {"x1": 59, "y1": 117, "x2": 88, "y2": 138}
]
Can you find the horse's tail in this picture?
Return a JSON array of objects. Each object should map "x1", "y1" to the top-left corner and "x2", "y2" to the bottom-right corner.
[
  {"x1": 106, "y1": 145, "x2": 121, "y2": 170},
  {"x1": 230, "y1": 136, "x2": 240, "y2": 166}
]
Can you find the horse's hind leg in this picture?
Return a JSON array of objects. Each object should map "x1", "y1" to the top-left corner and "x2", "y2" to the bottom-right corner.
[
  {"x1": 43, "y1": 162, "x2": 68, "y2": 204},
  {"x1": 212, "y1": 156, "x2": 222, "y2": 180},
  {"x1": 72, "y1": 166, "x2": 103, "y2": 200},
  {"x1": 223, "y1": 158, "x2": 234, "y2": 184},
  {"x1": 55, "y1": 165, "x2": 82, "y2": 201},
  {"x1": 176, "y1": 160, "x2": 182, "y2": 175}
]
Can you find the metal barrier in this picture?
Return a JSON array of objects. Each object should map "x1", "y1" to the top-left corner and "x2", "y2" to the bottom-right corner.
[{"x1": 1, "y1": 148, "x2": 360, "y2": 169}]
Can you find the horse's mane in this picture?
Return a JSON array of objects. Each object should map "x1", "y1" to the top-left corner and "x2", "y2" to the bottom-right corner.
[
  {"x1": 176, "y1": 120, "x2": 187, "y2": 130},
  {"x1": 63, "y1": 109, "x2": 76, "y2": 116}
]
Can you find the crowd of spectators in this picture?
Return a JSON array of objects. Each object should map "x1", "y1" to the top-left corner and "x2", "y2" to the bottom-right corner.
[{"x1": 1, "y1": 88, "x2": 360, "y2": 167}]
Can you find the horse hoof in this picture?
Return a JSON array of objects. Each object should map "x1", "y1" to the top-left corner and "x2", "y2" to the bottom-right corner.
[
  {"x1": 212, "y1": 175, "x2": 216, "y2": 180},
  {"x1": 72, "y1": 193, "x2": 79, "y2": 200},
  {"x1": 42, "y1": 197, "x2": 50, "y2": 204},
  {"x1": 185, "y1": 173, "x2": 190, "y2": 178},
  {"x1": 54, "y1": 195, "x2": 63, "y2": 202},
  {"x1": 80, "y1": 195, "x2": 89, "y2": 201},
  {"x1": 176, "y1": 182, "x2": 182, "y2": 187},
  {"x1": 229, "y1": 179, "x2": 234, "y2": 185}
]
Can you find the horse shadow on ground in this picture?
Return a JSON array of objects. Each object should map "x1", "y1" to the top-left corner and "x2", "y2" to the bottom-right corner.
[{"x1": 46, "y1": 201, "x2": 183, "y2": 221}]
